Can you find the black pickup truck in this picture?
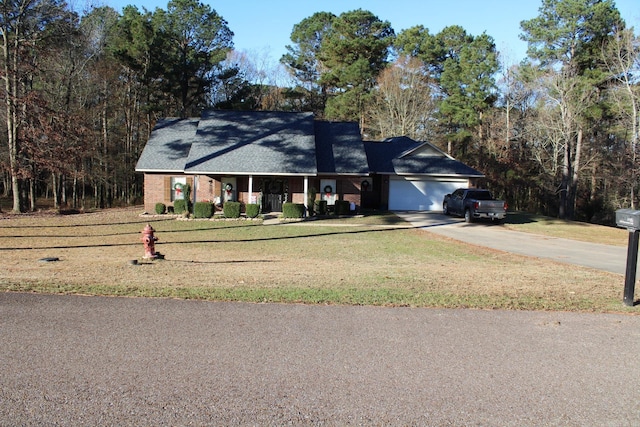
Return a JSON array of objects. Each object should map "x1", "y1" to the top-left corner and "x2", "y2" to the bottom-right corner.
[{"x1": 443, "y1": 189, "x2": 507, "y2": 223}]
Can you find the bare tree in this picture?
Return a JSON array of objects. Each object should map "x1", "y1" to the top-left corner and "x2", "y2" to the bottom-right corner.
[
  {"x1": 365, "y1": 55, "x2": 438, "y2": 141},
  {"x1": 0, "y1": 0, "x2": 71, "y2": 212},
  {"x1": 603, "y1": 26, "x2": 640, "y2": 208}
]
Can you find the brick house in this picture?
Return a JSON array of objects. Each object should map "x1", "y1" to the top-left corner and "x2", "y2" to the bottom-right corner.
[{"x1": 135, "y1": 110, "x2": 483, "y2": 213}]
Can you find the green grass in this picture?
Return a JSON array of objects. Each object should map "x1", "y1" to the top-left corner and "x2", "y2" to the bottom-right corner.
[{"x1": 1, "y1": 281, "x2": 614, "y2": 312}]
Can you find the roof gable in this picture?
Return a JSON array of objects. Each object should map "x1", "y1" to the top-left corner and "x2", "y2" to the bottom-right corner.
[{"x1": 364, "y1": 137, "x2": 483, "y2": 177}]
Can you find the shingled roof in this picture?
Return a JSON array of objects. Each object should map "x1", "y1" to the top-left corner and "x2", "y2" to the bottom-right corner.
[
  {"x1": 136, "y1": 111, "x2": 482, "y2": 179},
  {"x1": 364, "y1": 137, "x2": 484, "y2": 177},
  {"x1": 136, "y1": 110, "x2": 371, "y2": 176},
  {"x1": 184, "y1": 110, "x2": 317, "y2": 175},
  {"x1": 135, "y1": 118, "x2": 199, "y2": 172},
  {"x1": 314, "y1": 121, "x2": 369, "y2": 175}
]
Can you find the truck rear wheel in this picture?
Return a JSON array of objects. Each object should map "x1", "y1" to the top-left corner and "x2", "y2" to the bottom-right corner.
[
  {"x1": 443, "y1": 202, "x2": 449, "y2": 215},
  {"x1": 464, "y1": 209, "x2": 473, "y2": 223}
]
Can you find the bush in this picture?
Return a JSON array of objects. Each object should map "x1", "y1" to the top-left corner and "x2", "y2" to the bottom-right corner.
[
  {"x1": 223, "y1": 201, "x2": 241, "y2": 218},
  {"x1": 194, "y1": 202, "x2": 214, "y2": 218},
  {"x1": 335, "y1": 200, "x2": 351, "y2": 216},
  {"x1": 282, "y1": 203, "x2": 305, "y2": 218},
  {"x1": 245, "y1": 203, "x2": 260, "y2": 218},
  {"x1": 173, "y1": 199, "x2": 188, "y2": 214},
  {"x1": 154, "y1": 203, "x2": 166, "y2": 214},
  {"x1": 314, "y1": 200, "x2": 327, "y2": 215}
]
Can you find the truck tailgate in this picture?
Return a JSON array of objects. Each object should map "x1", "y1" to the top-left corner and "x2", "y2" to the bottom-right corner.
[{"x1": 477, "y1": 200, "x2": 506, "y2": 213}]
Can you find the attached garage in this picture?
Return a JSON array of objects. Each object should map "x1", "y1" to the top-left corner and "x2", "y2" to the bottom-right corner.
[
  {"x1": 388, "y1": 177, "x2": 468, "y2": 211},
  {"x1": 365, "y1": 137, "x2": 484, "y2": 212}
]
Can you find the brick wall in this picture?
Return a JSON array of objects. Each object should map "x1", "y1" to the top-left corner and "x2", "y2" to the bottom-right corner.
[
  {"x1": 143, "y1": 174, "x2": 367, "y2": 212},
  {"x1": 195, "y1": 176, "x2": 221, "y2": 204},
  {"x1": 143, "y1": 174, "x2": 166, "y2": 212}
]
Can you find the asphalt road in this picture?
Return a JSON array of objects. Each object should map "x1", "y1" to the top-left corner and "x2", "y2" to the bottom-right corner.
[
  {"x1": 1, "y1": 292, "x2": 640, "y2": 426},
  {"x1": 396, "y1": 212, "x2": 631, "y2": 275}
]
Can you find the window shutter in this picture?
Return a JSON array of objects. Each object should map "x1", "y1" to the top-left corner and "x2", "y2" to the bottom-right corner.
[{"x1": 164, "y1": 176, "x2": 171, "y2": 202}]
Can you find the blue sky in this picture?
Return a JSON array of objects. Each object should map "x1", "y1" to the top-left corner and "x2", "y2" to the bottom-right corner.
[{"x1": 101, "y1": 0, "x2": 639, "y2": 65}]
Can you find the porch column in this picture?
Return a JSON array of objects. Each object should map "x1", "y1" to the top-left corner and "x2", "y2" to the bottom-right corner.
[
  {"x1": 193, "y1": 175, "x2": 198, "y2": 206},
  {"x1": 248, "y1": 175, "x2": 253, "y2": 204},
  {"x1": 303, "y1": 176, "x2": 309, "y2": 213}
]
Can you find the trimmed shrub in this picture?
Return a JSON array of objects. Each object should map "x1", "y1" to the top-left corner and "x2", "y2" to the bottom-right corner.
[
  {"x1": 245, "y1": 203, "x2": 260, "y2": 218},
  {"x1": 335, "y1": 200, "x2": 351, "y2": 216},
  {"x1": 314, "y1": 200, "x2": 327, "y2": 215},
  {"x1": 223, "y1": 201, "x2": 241, "y2": 218},
  {"x1": 194, "y1": 202, "x2": 214, "y2": 218},
  {"x1": 154, "y1": 203, "x2": 166, "y2": 215},
  {"x1": 173, "y1": 199, "x2": 188, "y2": 214},
  {"x1": 282, "y1": 203, "x2": 305, "y2": 218}
]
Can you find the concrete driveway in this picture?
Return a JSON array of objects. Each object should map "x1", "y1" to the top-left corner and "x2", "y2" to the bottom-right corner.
[
  {"x1": 396, "y1": 212, "x2": 630, "y2": 275},
  {"x1": 2, "y1": 292, "x2": 640, "y2": 426}
]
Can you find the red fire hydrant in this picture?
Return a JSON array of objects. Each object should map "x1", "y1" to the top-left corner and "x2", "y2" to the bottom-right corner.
[{"x1": 141, "y1": 224, "x2": 159, "y2": 259}]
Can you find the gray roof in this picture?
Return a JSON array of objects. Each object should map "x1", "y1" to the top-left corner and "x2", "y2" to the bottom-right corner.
[
  {"x1": 314, "y1": 121, "x2": 369, "y2": 175},
  {"x1": 136, "y1": 112, "x2": 482, "y2": 179},
  {"x1": 364, "y1": 137, "x2": 484, "y2": 177},
  {"x1": 185, "y1": 110, "x2": 317, "y2": 175},
  {"x1": 135, "y1": 118, "x2": 199, "y2": 172}
]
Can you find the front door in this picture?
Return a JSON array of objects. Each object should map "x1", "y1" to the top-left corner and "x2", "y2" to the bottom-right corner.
[{"x1": 262, "y1": 179, "x2": 285, "y2": 212}]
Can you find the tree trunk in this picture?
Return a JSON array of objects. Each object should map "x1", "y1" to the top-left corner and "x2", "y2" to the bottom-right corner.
[
  {"x1": 567, "y1": 126, "x2": 583, "y2": 220},
  {"x1": 4, "y1": 19, "x2": 24, "y2": 213},
  {"x1": 559, "y1": 140, "x2": 571, "y2": 220},
  {"x1": 632, "y1": 99, "x2": 638, "y2": 210},
  {"x1": 28, "y1": 179, "x2": 35, "y2": 211},
  {"x1": 52, "y1": 174, "x2": 60, "y2": 209},
  {"x1": 72, "y1": 174, "x2": 78, "y2": 209},
  {"x1": 101, "y1": 81, "x2": 109, "y2": 209}
]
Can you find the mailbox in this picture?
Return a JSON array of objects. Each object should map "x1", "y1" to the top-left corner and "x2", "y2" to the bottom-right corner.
[
  {"x1": 616, "y1": 209, "x2": 640, "y2": 230},
  {"x1": 616, "y1": 209, "x2": 640, "y2": 306}
]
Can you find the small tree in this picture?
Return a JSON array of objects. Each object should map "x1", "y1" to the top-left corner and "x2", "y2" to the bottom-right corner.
[{"x1": 182, "y1": 183, "x2": 191, "y2": 210}]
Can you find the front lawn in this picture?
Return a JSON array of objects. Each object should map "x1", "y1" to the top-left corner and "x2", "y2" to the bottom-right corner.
[
  {"x1": 0, "y1": 207, "x2": 631, "y2": 313},
  {"x1": 505, "y1": 212, "x2": 627, "y2": 246}
]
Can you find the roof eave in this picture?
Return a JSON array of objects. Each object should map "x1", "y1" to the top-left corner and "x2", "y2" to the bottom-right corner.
[
  {"x1": 136, "y1": 168, "x2": 185, "y2": 173},
  {"x1": 317, "y1": 172, "x2": 370, "y2": 176},
  {"x1": 393, "y1": 172, "x2": 485, "y2": 178},
  {"x1": 185, "y1": 171, "x2": 319, "y2": 177}
]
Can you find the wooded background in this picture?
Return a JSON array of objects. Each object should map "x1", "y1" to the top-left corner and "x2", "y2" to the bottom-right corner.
[{"x1": 2, "y1": 0, "x2": 638, "y2": 224}]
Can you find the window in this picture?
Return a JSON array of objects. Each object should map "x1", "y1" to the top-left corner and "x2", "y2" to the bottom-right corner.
[{"x1": 170, "y1": 177, "x2": 186, "y2": 202}]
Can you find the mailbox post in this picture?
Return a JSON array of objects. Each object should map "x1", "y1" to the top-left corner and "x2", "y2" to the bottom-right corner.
[{"x1": 615, "y1": 209, "x2": 640, "y2": 306}]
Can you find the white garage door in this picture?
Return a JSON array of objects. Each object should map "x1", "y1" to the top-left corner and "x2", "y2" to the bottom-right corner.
[{"x1": 388, "y1": 177, "x2": 467, "y2": 211}]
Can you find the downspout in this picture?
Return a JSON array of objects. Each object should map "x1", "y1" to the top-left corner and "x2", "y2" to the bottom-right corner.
[{"x1": 304, "y1": 176, "x2": 309, "y2": 216}]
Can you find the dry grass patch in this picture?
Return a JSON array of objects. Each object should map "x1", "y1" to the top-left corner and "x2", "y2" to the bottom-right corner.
[
  {"x1": 505, "y1": 212, "x2": 628, "y2": 246},
  {"x1": 0, "y1": 207, "x2": 631, "y2": 312}
]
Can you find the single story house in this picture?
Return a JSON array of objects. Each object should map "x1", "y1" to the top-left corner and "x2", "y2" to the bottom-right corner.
[{"x1": 135, "y1": 110, "x2": 483, "y2": 213}]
